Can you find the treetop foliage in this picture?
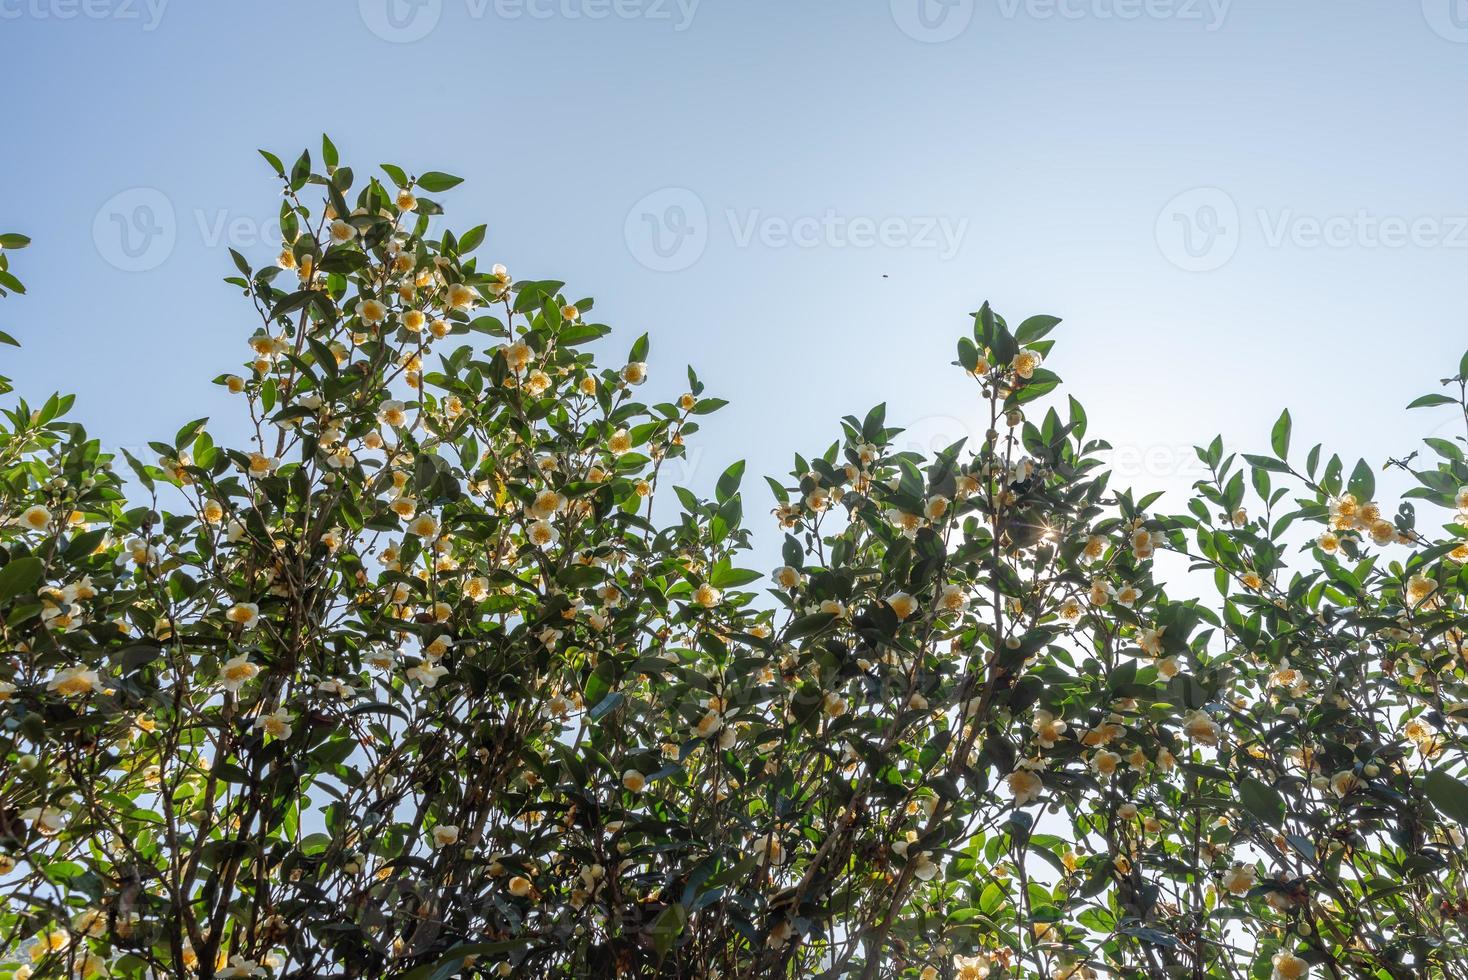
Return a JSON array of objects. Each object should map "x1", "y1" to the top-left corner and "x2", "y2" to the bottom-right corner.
[{"x1": 2, "y1": 141, "x2": 1467, "y2": 979}]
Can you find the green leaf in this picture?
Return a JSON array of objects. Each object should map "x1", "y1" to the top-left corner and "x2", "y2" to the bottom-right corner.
[
  {"x1": 0, "y1": 556, "x2": 44, "y2": 603},
  {"x1": 458, "y1": 224, "x2": 486, "y2": 253},
  {"x1": 1015, "y1": 314, "x2": 1061, "y2": 344},
  {"x1": 290, "y1": 150, "x2": 311, "y2": 190},
  {"x1": 1406, "y1": 393, "x2": 1458, "y2": 409},
  {"x1": 1270, "y1": 408, "x2": 1291, "y2": 459},
  {"x1": 1242, "y1": 453, "x2": 1289, "y2": 474},
  {"x1": 1347, "y1": 458, "x2": 1375, "y2": 502},
  {"x1": 957, "y1": 336, "x2": 980, "y2": 372},
  {"x1": 716, "y1": 460, "x2": 745, "y2": 504},
  {"x1": 1237, "y1": 776, "x2": 1286, "y2": 828},
  {"x1": 380, "y1": 163, "x2": 409, "y2": 188},
  {"x1": 588, "y1": 692, "x2": 625, "y2": 722},
  {"x1": 416, "y1": 171, "x2": 464, "y2": 193},
  {"x1": 650, "y1": 903, "x2": 687, "y2": 958},
  {"x1": 708, "y1": 563, "x2": 761, "y2": 589},
  {"x1": 1424, "y1": 770, "x2": 1468, "y2": 824},
  {"x1": 258, "y1": 148, "x2": 285, "y2": 176}
]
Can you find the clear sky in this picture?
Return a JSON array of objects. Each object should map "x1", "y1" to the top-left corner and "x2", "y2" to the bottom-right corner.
[{"x1": 4, "y1": 0, "x2": 1466, "y2": 563}]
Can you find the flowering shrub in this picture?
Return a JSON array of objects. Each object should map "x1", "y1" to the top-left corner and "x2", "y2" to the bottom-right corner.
[{"x1": 0, "y1": 143, "x2": 1465, "y2": 979}]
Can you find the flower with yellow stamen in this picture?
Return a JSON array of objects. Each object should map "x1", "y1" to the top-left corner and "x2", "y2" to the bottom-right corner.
[{"x1": 47, "y1": 666, "x2": 102, "y2": 698}]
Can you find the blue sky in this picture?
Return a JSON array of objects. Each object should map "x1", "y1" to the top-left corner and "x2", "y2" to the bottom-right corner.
[{"x1": 4, "y1": 0, "x2": 1467, "y2": 562}]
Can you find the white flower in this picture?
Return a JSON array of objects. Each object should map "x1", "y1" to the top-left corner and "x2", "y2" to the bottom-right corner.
[
  {"x1": 1007, "y1": 769, "x2": 1043, "y2": 806},
  {"x1": 1032, "y1": 709, "x2": 1067, "y2": 748},
  {"x1": 530, "y1": 490, "x2": 566, "y2": 518},
  {"x1": 431, "y1": 824, "x2": 460, "y2": 848},
  {"x1": 887, "y1": 592, "x2": 919, "y2": 620},
  {"x1": 1222, "y1": 863, "x2": 1255, "y2": 895},
  {"x1": 218, "y1": 955, "x2": 270, "y2": 978},
  {"x1": 20, "y1": 805, "x2": 67, "y2": 836},
  {"x1": 1182, "y1": 709, "x2": 1219, "y2": 745},
  {"x1": 408, "y1": 661, "x2": 449, "y2": 688},
  {"x1": 1271, "y1": 951, "x2": 1309, "y2": 980},
  {"x1": 359, "y1": 298, "x2": 388, "y2": 325},
  {"x1": 750, "y1": 833, "x2": 787, "y2": 866},
  {"x1": 47, "y1": 666, "x2": 102, "y2": 698},
  {"x1": 937, "y1": 583, "x2": 966, "y2": 613},
  {"x1": 622, "y1": 769, "x2": 647, "y2": 793},
  {"x1": 694, "y1": 710, "x2": 723, "y2": 738},
  {"x1": 246, "y1": 453, "x2": 280, "y2": 478},
  {"x1": 19, "y1": 504, "x2": 51, "y2": 532},
  {"x1": 1012, "y1": 348, "x2": 1042, "y2": 379},
  {"x1": 378, "y1": 400, "x2": 408, "y2": 428},
  {"x1": 447, "y1": 282, "x2": 478, "y2": 310},
  {"x1": 316, "y1": 678, "x2": 355, "y2": 699},
  {"x1": 219, "y1": 655, "x2": 260, "y2": 693},
  {"x1": 528, "y1": 520, "x2": 559, "y2": 548},
  {"x1": 953, "y1": 954, "x2": 992, "y2": 980},
  {"x1": 253, "y1": 707, "x2": 293, "y2": 740},
  {"x1": 225, "y1": 602, "x2": 260, "y2": 628},
  {"x1": 910, "y1": 851, "x2": 940, "y2": 881}
]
